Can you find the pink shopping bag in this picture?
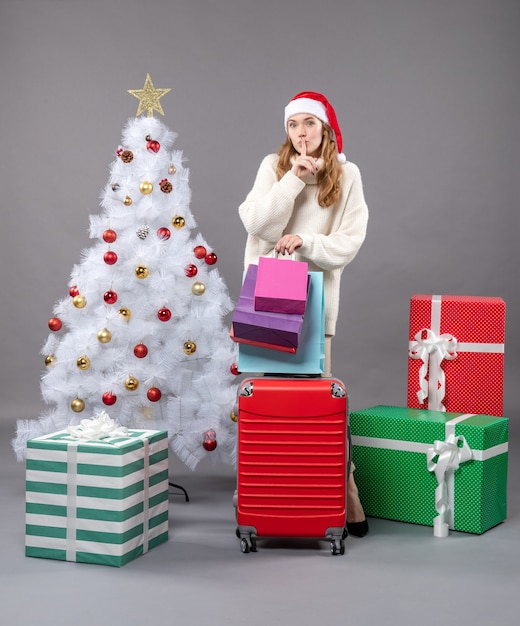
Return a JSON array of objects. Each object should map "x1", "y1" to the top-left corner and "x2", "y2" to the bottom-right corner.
[{"x1": 254, "y1": 256, "x2": 309, "y2": 314}]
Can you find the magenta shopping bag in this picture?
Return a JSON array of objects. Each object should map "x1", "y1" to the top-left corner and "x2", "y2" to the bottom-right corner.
[
  {"x1": 231, "y1": 264, "x2": 307, "y2": 351},
  {"x1": 254, "y1": 256, "x2": 309, "y2": 314}
]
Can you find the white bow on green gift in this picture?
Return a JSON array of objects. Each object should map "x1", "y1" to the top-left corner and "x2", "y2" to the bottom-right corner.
[
  {"x1": 427, "y1": 433, "x2": 473, "y2": 538},
  {"x1": 67, "y1": 411, "x2": 128, "y2": 440}
]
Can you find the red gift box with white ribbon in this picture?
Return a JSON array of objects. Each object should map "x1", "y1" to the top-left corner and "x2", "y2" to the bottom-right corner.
[{"x1": 407, "y1": 295, "x2": 505, "y2": 417}]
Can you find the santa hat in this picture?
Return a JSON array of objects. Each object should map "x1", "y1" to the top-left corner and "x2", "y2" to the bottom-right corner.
[{"x1": 284, "y1": 91, "x2": 346, "y2": 163}]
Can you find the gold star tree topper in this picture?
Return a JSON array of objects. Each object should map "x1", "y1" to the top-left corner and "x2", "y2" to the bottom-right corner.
[{"x1": 128, "y1": 74, "x2": 171, "y2": 117}]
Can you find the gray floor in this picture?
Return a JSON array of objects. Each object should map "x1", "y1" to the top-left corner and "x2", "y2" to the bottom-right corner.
[{"x1": 1, "y1": 416, "x2": 518, "y2": 626}]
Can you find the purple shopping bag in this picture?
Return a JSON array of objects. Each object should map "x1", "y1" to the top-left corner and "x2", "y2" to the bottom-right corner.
[
  {"x1": 254, "y1": 256, "x2": 309, "y2": 314},
  {"x1": 231, "y1": 264, "x2": 307, "y2": 351}
]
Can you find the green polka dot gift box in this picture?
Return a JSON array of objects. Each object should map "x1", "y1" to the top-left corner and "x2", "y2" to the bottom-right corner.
[
  {"x1": 351, "y1": 406, "x2": 508, "y2": 536},
  {"x1": 25, "y1": 427, "x2": 169, "y2": 566}
]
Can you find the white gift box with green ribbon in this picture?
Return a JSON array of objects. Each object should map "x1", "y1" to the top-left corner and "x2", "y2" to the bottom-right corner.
[
  {"x1": 351, "y1": 406, "x2": 508, "y2": 536},
  {"x1": 25, "y1": 414, "x2": 169, "y2": 566}
]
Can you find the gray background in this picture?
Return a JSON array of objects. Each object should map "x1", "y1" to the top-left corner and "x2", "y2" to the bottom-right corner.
[
  {"x1": 1, "y1": 0, "x2": 517, "y2": 431},
  {"x1": 1, "y1": 3, "x2": 518, "y2": 431},
  {"x1": 0, "y1": 0, "x2": 520, "y2": 429},
  {"x1": 0, "y1": 2, "x2": 518, "y2": 625},
  {"x1": 2, "y1": 0, "x2": 518, "y2": 437}
]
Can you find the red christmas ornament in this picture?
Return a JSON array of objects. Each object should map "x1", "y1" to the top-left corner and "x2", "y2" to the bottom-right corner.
[
  {"x1": 102, "y1": 392, "x2": 117, "y2": 406},
  {"x1": 147, "y1": 387, "x2": 162, "y2": 402},
  {"x1": 146, "y1": 139, "x2": 161, "y2": 153},
  {"x1": 104, "y1": 250, "x2": 118, "y2": 265},
  {"x1": 205, "y1": 252, "x2": 217, "y2": 265},
  {"x1": 158, "y1": 307, "x2": 172, "y2": 322},
  {"x1": 103, "y1": 229, "x2": 117, "y2": 243},
  {"x1": 157, "y1": 227, "x2": 171, "y2": 240},
  {"x1": 103, "y1": 290, "x2": 118, "y2": 304},
  {"x1": 134, "y1": 343, "x2": 148, "y2": 358},
  {"x1": 69, "y1": 285, "x2": 79, "y2": 297},
  {"x1": 230, "y1": 363, "x2": 240, "y2": 376},
  {"x1": 193, "y1": 245, "x2": 207, "y2": 259},
  {"x1": 184, "y1": 264, "x2": 198, "y2": 278},
  {"x1": 48, "y1": 317, "x2": 62, "y2": 332},
  {"x1": 203, "y1": 429, "x2": 217, "y2": 451}
]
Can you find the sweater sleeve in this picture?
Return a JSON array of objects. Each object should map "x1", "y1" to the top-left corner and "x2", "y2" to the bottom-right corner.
[
  {"x1": 297, "y1": 163, "x2": 369, "y2": 271},
  {"x1": 238, "y1": 154, "x2": 305, "y2": 243}
]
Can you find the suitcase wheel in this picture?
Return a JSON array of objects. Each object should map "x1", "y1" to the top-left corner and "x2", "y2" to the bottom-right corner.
[
  {"x1": 330, "y1": 538, "x2": 345, "y2": 556},
  {"x1": 240, "y1": 536, "x2": 257, "y2": 553}
]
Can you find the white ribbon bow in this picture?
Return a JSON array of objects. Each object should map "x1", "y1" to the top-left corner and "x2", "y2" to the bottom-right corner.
[
  {"x1": 426, "y1": 434, "x2": 473, "y2": 538},
  {"x1": 408, "y1": 328, "x2": 458, "y2": 411},
  {"x1": 67, "y1": 411, "x2": 128, "y2": 440}
]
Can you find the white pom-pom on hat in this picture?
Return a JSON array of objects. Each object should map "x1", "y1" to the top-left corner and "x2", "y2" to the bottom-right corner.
[{"x1": 284, "y1": 91, "x2": 346, "y2": 163}]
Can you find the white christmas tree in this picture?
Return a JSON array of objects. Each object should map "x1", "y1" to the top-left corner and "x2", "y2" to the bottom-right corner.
[{"x1": 14, "y1": 75, "x2": 240, "y2": 469}]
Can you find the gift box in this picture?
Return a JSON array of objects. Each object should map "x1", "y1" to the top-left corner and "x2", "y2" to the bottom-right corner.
[
  {"x1": 351, "y1": 406, "x2": 508, "y2": 535},
  {"x1": 25, "y1": 427, "x2": 169, "y2": 566},
  {"x1": 408, "y1": 294, "x2": 505, "y2": 416}
]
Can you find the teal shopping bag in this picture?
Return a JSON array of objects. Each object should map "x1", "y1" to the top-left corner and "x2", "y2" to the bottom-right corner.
[{"x1": 237, "y1": 271, "x2": 325, "y2": 374}]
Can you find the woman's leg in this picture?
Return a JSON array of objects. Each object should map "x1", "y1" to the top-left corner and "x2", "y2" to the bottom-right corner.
[{"x1": 324, "y1": 335, "x2": 368, "y2": 536}]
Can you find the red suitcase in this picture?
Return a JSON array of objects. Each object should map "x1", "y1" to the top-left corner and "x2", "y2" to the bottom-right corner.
[{"x1": 235, "y1": 377, "x2": 349, "y2": 555}]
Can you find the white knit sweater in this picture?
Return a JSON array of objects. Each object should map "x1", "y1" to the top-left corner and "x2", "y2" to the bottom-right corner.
[{"x1": 239, "y1": 153, "x2": 369, "y2": 336}]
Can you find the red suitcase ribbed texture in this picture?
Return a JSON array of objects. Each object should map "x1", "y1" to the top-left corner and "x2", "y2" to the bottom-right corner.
[{"x1": 236, "y1": 377, "x2": 348, "y2": 554}]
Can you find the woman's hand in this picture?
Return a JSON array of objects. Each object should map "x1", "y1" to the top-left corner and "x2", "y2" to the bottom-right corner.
[
  {"x1": 290, "y1": 138, "x2": 319, "y2": 178},
  {"x1": 275, "y1": 234, "x2": 303, "y2": 256}
]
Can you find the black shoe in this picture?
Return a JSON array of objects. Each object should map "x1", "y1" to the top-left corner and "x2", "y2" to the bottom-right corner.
[{"x1": 346, "y1": 519, "x2": 369, "y2": 538}]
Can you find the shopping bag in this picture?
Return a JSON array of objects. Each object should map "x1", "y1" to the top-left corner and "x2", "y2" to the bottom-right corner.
[
  {"x1": 231, "y1": 264, "x2": 306, "y2": 351},
  {"x1": 238, "y1": 271, "x2": 325, "y2": 374},
  {"x1": 254, "y1": 256, "x2": 309, "y2": 314},
  {"x1": 229, "y1": 327, "x2": 297, "y2": 354}
]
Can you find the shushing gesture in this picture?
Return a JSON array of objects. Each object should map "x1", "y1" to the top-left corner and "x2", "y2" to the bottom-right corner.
[{"x1": 290, "y1": 137, "x2": 319, "y2": 179}]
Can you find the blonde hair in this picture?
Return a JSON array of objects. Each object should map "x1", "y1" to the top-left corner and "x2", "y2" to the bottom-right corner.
[{"x1": 276, "y1": 124, "x2": 343, "y2": 208}]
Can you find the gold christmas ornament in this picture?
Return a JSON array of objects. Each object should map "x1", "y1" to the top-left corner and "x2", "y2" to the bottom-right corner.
[
  {"x1": 139, "y1": 181, "x2": 153, "y2": 195},
  {"x1": 230, "y1": 410, "x2": 238, "y2": 423},
  {"x1": 125, "y1": 376, "x2": 139, "y2": 391},
  {"x1": 169, "y1": 163, "x2": 177, "y2": 175},
  {"x1": 183, "y1": 341, "x2": 197, "y2": 355},
  {"x1": 128, "y1": 73, "x2": 171, "y2": 117},
  {"x1": 76, "y1": 356, "x2": 91, "y2": 370},
  {"x1": 97, "y1": 328, "x2": 112, "y2": 343},
  {"x1": 172, "y1": 215, "x2": 185, "y2": 229},
  {"x1": 119, "y1": 307, "x2": 131, "y2": 321},
  {"x1": 124, "y1": 195, "x2": 133, "y2": 206},
  {"x1": 71, "y1": 398, "x2": 85, "y2": 412},
  {"x1": 73, "y1": 294, "x2": 87, "y2": 308},
  {"x1": 135, "y1": 265, "x2": 149, "y2": 279},
  {"x1": 45, "y1": 354, "x2": 56, "y2": 367},
  {"x1": 191, "y1": 281, "x2": 206, "y2": 296}
]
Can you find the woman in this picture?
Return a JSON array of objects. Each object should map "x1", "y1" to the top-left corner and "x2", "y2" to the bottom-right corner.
[{"x1": 238, "y1": 91, "x2": 369, "y2": 537}]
